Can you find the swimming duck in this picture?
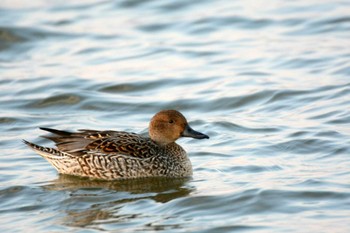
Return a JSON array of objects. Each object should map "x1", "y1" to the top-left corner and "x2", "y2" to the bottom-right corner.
[{"x1": 24, "y1": 110, "x2": 209, "y2": 180}]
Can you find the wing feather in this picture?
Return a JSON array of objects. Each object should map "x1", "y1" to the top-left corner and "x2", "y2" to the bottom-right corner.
[{"x1": 40, "y1": 128, "x2": 158, "y2": 158}]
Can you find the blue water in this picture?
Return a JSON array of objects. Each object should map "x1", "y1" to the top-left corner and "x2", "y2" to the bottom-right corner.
[{"x1": 1, "y1": 0, "x2": 350, "y2": 232}]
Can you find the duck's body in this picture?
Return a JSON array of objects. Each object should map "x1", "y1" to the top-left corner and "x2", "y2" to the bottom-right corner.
[{"x1": 24, "y1": 110, "x2": 209, "y2": 180}]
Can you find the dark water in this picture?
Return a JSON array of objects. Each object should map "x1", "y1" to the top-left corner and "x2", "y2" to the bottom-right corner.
[{"x1": 1, "y1": 0, "x2": 350, "y2": 232}]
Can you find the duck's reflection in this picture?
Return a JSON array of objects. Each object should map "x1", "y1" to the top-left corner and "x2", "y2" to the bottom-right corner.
[{"x1": 42, "y1": 174, "x2": 194, "y2": 229}]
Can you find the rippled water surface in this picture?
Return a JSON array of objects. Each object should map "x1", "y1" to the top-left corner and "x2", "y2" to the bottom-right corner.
[{"x1": 1, "y1": 0, "x2": 350, "y2": 232}]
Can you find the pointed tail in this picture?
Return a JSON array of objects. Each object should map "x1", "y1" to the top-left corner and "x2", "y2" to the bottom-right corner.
[{"x1": 23, "y1": 140, "x2": 75, "y2": 160}]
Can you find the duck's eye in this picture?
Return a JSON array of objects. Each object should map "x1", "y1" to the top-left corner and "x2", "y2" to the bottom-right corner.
[{"x1": 169, "y1": 119, "x2": 174, "y2": 124}]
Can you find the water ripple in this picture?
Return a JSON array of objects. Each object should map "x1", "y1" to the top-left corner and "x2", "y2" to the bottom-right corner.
[{"x1": 1, "y1": 0, "x2": 350, "y2": 232}]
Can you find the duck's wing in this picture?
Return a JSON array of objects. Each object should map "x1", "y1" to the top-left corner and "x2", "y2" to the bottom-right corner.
[{"x1": 40, "y1": 127, "x2": 159, "y2": 158}]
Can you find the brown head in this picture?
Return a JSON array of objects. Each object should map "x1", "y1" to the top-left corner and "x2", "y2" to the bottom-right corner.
[{"x1": 149, "y1": 110, "x2": 209, "y2": 145}]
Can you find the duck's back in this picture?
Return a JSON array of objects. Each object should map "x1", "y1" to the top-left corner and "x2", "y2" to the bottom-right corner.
[{"x1": 24, "y1": 128, "x2": 192, "y2": 180}]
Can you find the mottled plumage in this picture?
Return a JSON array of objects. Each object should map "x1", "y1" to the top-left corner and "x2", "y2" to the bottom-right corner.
[{"x1": 24, "y1": 110, "x2": 209, "y2": 180}]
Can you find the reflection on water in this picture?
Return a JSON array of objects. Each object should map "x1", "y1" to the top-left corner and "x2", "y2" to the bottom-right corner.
[
  {"x1": 42, "y1": 175, "x2": 192, "y2": 229},
  {"x1": 45, "y1": 175, "x2": 192, "y2": 201},
  {"x1": 1, "y1": 0, "x2": 350, "y2": 232}
]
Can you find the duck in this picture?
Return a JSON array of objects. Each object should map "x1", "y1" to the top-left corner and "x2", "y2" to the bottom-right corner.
[{"x1": 23, "y1": 110, "x2": 209, "y2": 180}]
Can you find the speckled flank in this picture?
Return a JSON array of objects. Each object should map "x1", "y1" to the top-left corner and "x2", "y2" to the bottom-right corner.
[{"x1": 24, "y1": 110, "x2": 208, "y2": 180}]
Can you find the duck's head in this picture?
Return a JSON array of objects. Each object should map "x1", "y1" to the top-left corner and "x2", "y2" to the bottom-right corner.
[{"x1": 149, "y1": 110, "x2": 209, "y2": 145}]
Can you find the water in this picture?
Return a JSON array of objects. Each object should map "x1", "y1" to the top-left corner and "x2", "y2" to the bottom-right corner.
[{"x1": 1, "y1": 0, "x2": 350, "y2": 232}]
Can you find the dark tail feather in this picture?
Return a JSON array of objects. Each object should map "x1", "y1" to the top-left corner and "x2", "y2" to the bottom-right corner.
[
  {"x1": 40, "y1": 127, "x2": 72, "y2": 136},
  {"x1": 39, "y1": 128, "x2": 89, "y2": 151}
]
